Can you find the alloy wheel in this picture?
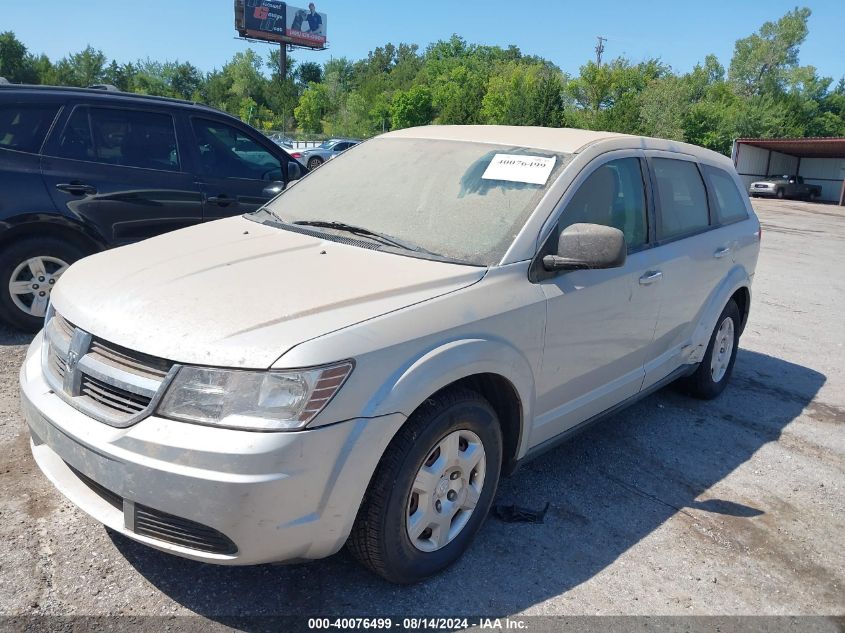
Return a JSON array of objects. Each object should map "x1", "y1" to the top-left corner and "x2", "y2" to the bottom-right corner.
[
  {"x1": 8, "y1": 256, "x2": 69, "y2": 318},
  {"x1": 710, "y1": 316, "x2": 735, "y2": 383}
]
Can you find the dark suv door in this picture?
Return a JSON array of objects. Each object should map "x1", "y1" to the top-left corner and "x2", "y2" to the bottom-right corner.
[
  {"x1": 40, "y1": 103, "x2": 203, "y2": 246},
  {"x1": 188, "y1": 116, "x2": 290, "y2": 221}
]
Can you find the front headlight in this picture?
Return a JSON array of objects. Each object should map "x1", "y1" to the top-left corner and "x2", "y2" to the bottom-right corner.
[{"x1": 157, "y1": 361, "x2": 353, "y2": 431}]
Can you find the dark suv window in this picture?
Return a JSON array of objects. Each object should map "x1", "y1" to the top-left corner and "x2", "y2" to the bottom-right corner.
[
  {"x1": 702, "y1": 165, "x2": 749, "y2": 224},
  {"x1": 0, "y1": 104, "x2": 60, "y2": 153},
  {"x1": 558, "y1": 157, "x2": 648, "y2": 251},
  {"x1": 191, "y1": 118, "x2": 282, "y2": 181},
  {"x1": 56, "y1": 106, "x2": 180, "y2": 171},
  {"x1": 653, "y1": 158, "x2": 710, "y2": 240}
]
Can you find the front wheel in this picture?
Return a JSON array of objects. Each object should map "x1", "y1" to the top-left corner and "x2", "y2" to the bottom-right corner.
[
  {"x1": 678, "y1": 300, "x2": 741, "y2": 400},
  {"x1": 776, "y1": 188, "x2": 785, "y2": 199},
  {"x1": 0, "y1": 238, "x2": 87, "y2": 332},
  {"x1": 348, "y1": 387, "x2": 502, "y2": 584}
]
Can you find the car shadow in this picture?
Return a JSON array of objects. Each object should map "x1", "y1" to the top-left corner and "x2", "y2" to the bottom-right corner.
[
  {"x1": 109, "y1": 348, "x2": 824, "y2": 621},
  {"x1": 0, "y1": 323, "x2": 32, "y2": 347}
]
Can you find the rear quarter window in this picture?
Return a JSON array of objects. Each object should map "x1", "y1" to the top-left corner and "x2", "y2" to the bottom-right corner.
[
  {"x1": 0, "y1": 103, "x2": 60, "y2": 154},
  {"x1": 702, "y1": 165, "x2": 749, "y2": 224}
]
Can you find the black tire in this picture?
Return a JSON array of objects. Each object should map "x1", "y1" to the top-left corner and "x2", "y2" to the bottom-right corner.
[
  {"x1": 0, "y1": 237, "x2": 88, "y2": 332},
  {"x1": 677, "y1": 300, "x2": 741, "y2": 400},
  {"x1": 809, "y1": 191, "x2": 818, "y2": 202},
  {"x1": 776, "y1": 188, "x2": 785, "y2": 199},
  {"x1": 307, "y1": 157, "x2": 323, "y2": 170},
  {"x1": 348, "y1": 387, "x2": 502, "y2": 584}
]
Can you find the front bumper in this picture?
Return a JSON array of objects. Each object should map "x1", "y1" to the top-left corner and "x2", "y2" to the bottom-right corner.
[
  {"x1": 20, "y1": 332, "x2": 405, "y2": 565},
  {"x1": 749, "y1": 186, "x2": 776, "y2": 196}
]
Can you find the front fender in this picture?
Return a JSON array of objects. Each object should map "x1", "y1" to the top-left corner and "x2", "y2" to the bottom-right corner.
[{"x1": 362, "y1": 338, "x2": 536, "y2": 459}]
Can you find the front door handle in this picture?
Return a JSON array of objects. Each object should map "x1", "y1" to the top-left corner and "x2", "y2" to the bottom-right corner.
[
  {"x1": 639, "y1": 270, "x2": 663, "y2": 285},
  {"x1": 56, "y1": 182, "x2": 97, "y2": 196},
  {"x1": 206, "y1": 194, "x2": 235, "y2": 207},
  {"x1": 714, "y1": 246, "x2": 732, "y2": 259}
]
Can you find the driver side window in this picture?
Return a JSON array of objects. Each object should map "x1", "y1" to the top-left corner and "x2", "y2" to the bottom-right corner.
[
  {"x1": 191, "y1": 118, "x2": 282, "y2": 181},
  {"x1": 558, "y1": 157, "x2": 648, "y2": 252}
]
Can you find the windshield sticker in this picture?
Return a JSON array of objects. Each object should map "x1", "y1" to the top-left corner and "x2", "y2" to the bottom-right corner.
[{"x1": 481, "y1": 154, "x2": 557, "y2": 186}]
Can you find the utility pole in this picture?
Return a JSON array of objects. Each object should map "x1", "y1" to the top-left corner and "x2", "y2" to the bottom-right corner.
[{"x1": 595, "y1": 36, "x2": 607, "y2": 67}]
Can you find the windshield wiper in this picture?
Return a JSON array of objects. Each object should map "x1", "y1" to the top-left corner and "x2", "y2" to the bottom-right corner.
[{"x1": 293, "y1": 220, "x2": 435, "y2": 255}]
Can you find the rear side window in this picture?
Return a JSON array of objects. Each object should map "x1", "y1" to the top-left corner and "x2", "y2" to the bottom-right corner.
[
  {"x1": 0, "y1": 104, "x2": 60, "y2": 153},
  {"x1": 56, "y1": 106, "x2": 180, "y2": 171},
  {"x1": 559, "y1": 157, "x2": 648, "y2": 251},
  {"x1": 702, "y1": 165, "x2": 749, "y2": 224},
  {"x1": 652, "y1": 158, "x2": 710, "y2": 240}
]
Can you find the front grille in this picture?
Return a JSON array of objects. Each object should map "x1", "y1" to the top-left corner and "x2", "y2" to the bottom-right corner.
[
  {"x1": 80, "y1": 374, "x2": 152, "y2": 416},
  {"x1": 134, "y1": 504, "x2": 238, "y2": 555},
  {"x1": 88, "y1": 339, "x2": 171, "y2": 381},
  {"x1": 43, "y1": 310, "x2": 174, "y2": 427},
  {"x1": 68, "y1": 464, "x2": 123, "y2": 511}
]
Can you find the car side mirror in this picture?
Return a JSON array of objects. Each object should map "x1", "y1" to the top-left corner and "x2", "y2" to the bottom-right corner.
[
  {"x1": 287, "y1": 161, "x2": 305, "y2": 181},
  {"x1": 543, "y1": 223, "x2": 626, "y2": 272},
  {"x1": 262, "y1": 181, "x2": 285, "y2": 197}
]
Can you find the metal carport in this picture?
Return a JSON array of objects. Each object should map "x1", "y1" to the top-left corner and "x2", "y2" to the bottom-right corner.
[{"x1": 732, "y1": 137, "x2": 845, "y2": 205}]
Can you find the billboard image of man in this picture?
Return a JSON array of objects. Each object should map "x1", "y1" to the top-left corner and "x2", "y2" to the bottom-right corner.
[{"x1": 305, "y1": 3, "x2": 323, "y2": 34}]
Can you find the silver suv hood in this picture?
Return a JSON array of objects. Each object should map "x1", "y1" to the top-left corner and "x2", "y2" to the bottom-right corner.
[{"x1": 50, "y1": 216, "x2": 485, "y2": 368}]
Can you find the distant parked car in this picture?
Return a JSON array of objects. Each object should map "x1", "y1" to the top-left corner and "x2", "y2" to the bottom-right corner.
[
  {"x1": 291, "y1": 138, "x2": 360, "y2": 170},
  {"x1": 0, "y1": 84, "x2": 305, "y2": 331},
  {"x1": 749, "y1": 175, "x2": 822, "y2": 200}
]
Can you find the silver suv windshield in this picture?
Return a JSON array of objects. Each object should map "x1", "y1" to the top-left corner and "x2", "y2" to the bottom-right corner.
[{"x1": 262, "y1": 138, "x2": 571, "y2": 266}]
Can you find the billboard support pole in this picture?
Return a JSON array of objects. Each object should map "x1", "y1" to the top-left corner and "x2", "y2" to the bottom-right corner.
[{"x1": 279, "y1": 43, "x2": 287, "y2": 136}]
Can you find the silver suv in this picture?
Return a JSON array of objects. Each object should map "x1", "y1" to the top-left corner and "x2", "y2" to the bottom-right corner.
[{"x1": 20, "y1": 125, "x2": 760, "y2": 584}]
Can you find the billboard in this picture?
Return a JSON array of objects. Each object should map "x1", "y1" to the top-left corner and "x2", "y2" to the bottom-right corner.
[{"x1": 235, "y1": 1, "x2": 327, "y2": 49}]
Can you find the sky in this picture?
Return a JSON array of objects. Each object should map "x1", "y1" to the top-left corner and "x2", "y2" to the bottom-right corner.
[{"x1": 4, "y1": 0, "x2": 845, "y2": 80}]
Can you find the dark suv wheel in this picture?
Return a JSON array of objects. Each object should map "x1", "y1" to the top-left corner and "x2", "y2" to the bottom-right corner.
[{"x1": 0, "y1": 238, "x2": 87, "y2": 332}]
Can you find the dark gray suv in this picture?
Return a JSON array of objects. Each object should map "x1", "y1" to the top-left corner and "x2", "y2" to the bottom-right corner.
[{"x1": 0, "y1": 85, "x2": 304, "y2": 331}]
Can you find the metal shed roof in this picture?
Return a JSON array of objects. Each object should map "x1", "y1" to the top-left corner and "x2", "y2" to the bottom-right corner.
[{"x1": 735, "y1": 137, "x2": 845, "y2": 159}]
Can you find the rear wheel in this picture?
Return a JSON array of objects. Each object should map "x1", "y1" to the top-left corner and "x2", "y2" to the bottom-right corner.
[
  {"x1": 348, "y1": 387, "x2": 502, "y2": 584},
  {"x1": 0, "y1": 238, "x2": 87, "y2": 332},
  {"x1": 809, "y1": 191, "x2": 818, "y2": 202},
  {"x1": 678, "y1": 300, "x2": 741, "y2": 400},
  {"x1": 307, "y1": 156, "x2": 323, "y2": 170}
]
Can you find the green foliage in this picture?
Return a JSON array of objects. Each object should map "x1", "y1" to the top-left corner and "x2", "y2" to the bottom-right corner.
[
  {"x1": 390, "y1": 85, "x2": 433, "y2": 129},
  {"x1": 2, "y1": 7, "x2": 841, "y2": 153}
]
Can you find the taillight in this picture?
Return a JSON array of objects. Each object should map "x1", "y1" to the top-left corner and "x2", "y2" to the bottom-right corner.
[{"x1": 291, "y1": 152, "x2": 302, "y2": 159}]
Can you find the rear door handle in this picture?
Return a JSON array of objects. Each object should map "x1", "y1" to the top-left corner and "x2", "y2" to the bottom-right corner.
[
  {"x1": 56, "y1": 182, "x2": 97, "y2": 196},
  {"x1": 639, "y1": 271, "x2": 663, "y2": 285},
  {"x1": 206, "y1": 194, "x2": 235, "y2": 207},
  {"x1": 714, "y1": 246, "x2": 732, "y2": 259}
]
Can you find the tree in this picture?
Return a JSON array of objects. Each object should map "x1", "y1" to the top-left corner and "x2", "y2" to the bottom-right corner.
[
  {"x1": 728, "y1": 7, "x2": 811, "y2": 96},
  {"x1": 54, "y1": 46, "x2": 107, "y2": 87},
  {"x1": 481, "y1": 63, "x2": 563, "y2": 127},
  {"x1": 0, "y1": 31, "x2": 38, "y2": 83},
  {"x1": 295, "y1": 82, "x2": 331, "y2": 133},
  {"x1": 296, "y1": 61, "x2": 323, "y2": 87},
  {"x1": 390, "y1": 85, "x2": 433, "y2": 129}
]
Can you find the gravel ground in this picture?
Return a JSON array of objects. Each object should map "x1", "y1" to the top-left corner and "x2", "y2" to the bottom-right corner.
[{"x1": 0, "y1": 198, "x2": 842, "y2": 620}]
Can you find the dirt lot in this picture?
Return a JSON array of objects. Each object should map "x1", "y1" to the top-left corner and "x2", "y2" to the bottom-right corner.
[{"x1": 0, "y1": 198, "x2": 842, "y2": 620}]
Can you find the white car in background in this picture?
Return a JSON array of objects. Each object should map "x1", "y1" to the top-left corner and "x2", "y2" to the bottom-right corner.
[
  {"x1": 20, "y1": 125, "x2": 760, "y2": 583},
  {"x1": 290, "y1": 137, "x2": 360, "y2": 170}
]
